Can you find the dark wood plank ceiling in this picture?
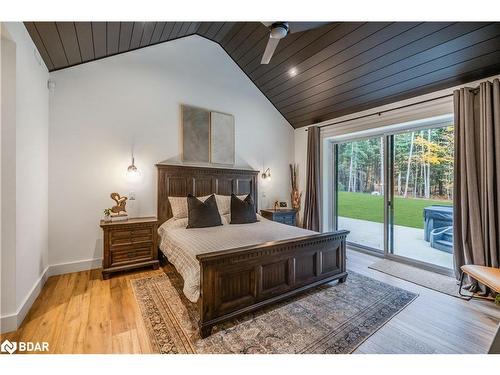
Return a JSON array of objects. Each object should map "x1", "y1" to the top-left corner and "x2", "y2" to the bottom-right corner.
[{"x1": 25, "y1": 21, "x2": 500, "y2": 128}]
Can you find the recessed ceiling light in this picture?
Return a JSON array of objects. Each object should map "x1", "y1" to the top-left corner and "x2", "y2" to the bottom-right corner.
[{"x1": 289, "y1": 67, "x2": 298, "y2": 77}]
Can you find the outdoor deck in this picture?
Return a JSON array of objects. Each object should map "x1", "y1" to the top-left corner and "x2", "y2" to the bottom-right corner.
[{"x1": 338, "y1": 217, "x2": 453, "y2": 269}]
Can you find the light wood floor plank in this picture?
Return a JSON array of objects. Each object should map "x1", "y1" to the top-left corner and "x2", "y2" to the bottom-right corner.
[{"x1": 2, "y1": 249, "x2": 498, "y2": 354}]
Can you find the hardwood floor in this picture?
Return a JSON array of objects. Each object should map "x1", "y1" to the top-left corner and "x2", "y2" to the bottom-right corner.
[
  {"x1": 2, "y1": 249, "x2": 499, "y2": 354},
  {"x1": 347, "y1": 250, "x2": 499, "y2": 354}
]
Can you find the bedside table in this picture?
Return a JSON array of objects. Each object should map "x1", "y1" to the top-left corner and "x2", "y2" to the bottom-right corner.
[
  {"x1": 260, "y1": 208, "x2": 298, "y2": 226},
  {"x1": 100, "y1": 217, "x2": 159, "y2": 279}
]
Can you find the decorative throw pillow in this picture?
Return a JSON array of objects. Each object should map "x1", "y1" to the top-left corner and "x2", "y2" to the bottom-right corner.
[
  {"x1": 230, "y1": 194, "x2": 258, "y2": 224},
  {"x1": 186, "y1": 194, "x2": 223, "y2": 229},
  {"x1": 215, "y1": 194, "x2": 249, "y2": 215},
  {"x1": 168, "y1": 195, "x2": 210, "y2": 219}
]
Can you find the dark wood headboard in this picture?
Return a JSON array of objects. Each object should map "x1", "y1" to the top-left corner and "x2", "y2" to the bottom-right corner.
[{"x1": 156, "y1": 164, "x2": 259, "y2": 226}]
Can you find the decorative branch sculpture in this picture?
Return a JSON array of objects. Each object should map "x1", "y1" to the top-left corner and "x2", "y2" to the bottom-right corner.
[
  {"x1": 290, "y1": 164, "x2": 302, "y2": 210},
  {"x1": 110, "y1": 192, "x2": 128, "y2": 216}
]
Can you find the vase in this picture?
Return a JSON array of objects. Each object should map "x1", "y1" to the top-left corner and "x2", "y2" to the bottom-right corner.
[{"x1": 291, "y1": 190, "x2": 301, "y2": 210}]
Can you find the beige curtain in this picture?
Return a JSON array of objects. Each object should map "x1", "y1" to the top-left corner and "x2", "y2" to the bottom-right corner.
[
  {"x1": 453, "y1": 78, "x2": 500, "y2": 279},
  {"x1": 303, "y1": 126, "x2": 321, "y2": 231}
]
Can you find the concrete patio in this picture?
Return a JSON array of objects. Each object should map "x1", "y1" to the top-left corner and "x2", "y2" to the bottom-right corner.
[{"x1": 338, "y1": 217, "x2": 453, "y2": 269}]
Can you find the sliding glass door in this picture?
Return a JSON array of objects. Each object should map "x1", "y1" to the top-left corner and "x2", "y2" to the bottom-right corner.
[
  {"x1": 335, "y1": 136, "x2": 385, "y2": 252},
  {"x1": 333, "y1": 119, "x2": 454, "y2": 271},
  {"x1": 389, "y1": 126, "x2": 454, "y2": 269}
]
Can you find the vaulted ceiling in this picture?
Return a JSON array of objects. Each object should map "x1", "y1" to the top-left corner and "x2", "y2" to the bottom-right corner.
[{"x1": 25, "y1": 22, "x2": 500, "y2": 128}]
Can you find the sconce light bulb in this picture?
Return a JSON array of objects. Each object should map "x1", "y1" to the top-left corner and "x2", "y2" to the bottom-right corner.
[{"x1": 126, "y1": 157, "x2": 141, "y2": 182}]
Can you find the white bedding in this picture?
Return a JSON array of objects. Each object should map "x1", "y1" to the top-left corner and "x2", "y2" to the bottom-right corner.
[{"x1": 158, "y1": 215, "x2": 316, "y2": 302}]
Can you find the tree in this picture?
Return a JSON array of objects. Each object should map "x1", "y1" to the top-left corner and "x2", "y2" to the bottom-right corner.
[
  {"x1": 347, "y1": 142, "x2": 354, "y2": 192},
  {"x1": 335, "y1": 125, "x2": 453, "y2": 201},
  {"x1": 403, "y1": 132, "x2": 414, "y2": 198}
]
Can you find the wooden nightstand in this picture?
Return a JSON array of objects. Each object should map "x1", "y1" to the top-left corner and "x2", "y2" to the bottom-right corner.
[
  {"x1": 260, "y1": 208, "x2": 298, "y2": 226},
  {"x1": 100, "y1": 217, "x2": 159, "y2": 279}
]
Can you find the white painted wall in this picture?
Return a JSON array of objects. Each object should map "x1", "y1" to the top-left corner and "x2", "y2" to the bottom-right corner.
[
  {"x1": 0, "y1": 22, "x2": 49, "y2": 332},
  {"x1": 48, "y1": 35, "x2": 294, "y2": 266},
  {"x1": 1, "y1": 24, "x2": 18, "y2": 329},
  {"x1": 11, "y1": 21, "x2": 49, "y2": 313}
]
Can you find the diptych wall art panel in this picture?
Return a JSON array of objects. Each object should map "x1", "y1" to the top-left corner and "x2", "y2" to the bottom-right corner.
[
  {"x1": 181, "y1": 105, "x2": 235, "y2": 165},
  {"x1": 210, "y1": 111, "x2": 235, "y2": 165},
  {"x1": 181, "y1": 105, "x2": 210, "y2": 163}
]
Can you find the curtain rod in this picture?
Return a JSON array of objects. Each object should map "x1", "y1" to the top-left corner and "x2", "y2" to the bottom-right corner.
[{"x1": 304, "y1": 93, "x2": 454, "y2": 131}]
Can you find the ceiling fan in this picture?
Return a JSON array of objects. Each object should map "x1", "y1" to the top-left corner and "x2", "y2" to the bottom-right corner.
[{"x1": 260, "y1": 22, "x2": 330, "y2": 64}]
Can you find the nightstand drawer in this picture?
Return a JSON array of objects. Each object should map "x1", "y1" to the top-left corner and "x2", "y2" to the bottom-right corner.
[
  {"x1": 110, "y1": 226, "x2": 154, "y2": 247},
  {"x1": 261, "y1": 209, "x2": 297, "y2": 227},
  {"x1": 274, "y1": 215, "x2": 287, "y2": 224},
  {"x1": 110, "y1": 229, "x2": 134, "y2": 245},
  {"x1": 282, "y1": 216, "x2": 295, "y2": 225},
  {"x1": 110, "y1": 245, "x2": 153, "y2": 266},
  {"x1": 131, "y1": 228, "x2": 153, "y2": 241}
]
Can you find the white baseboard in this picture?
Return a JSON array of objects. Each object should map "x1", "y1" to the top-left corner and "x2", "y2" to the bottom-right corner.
[
  {"x1": 0, "y1": 257, "x2": 101, "y2": 334},
  {"x1": 0, "y1": 266, "x2": 49, "y2": 334},
  {"x1": 0, "y1": 313, "x2": 17, "y2": 334},
  {"x1": 48, "y1": 257, "x2": 102, "y2": 277}
]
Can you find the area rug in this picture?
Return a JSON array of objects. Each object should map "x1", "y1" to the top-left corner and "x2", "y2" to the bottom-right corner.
[
  {"x1": 131, "y1": 265, "x2": 417, "y2": 354},
  {"x1": 369, "y1": 259, "x2": 472, "y2": 300}
]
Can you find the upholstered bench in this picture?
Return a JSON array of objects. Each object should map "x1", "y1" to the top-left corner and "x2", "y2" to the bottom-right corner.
[{"x1": 459, "y1": 265, "x2": 500, "y2": 303}]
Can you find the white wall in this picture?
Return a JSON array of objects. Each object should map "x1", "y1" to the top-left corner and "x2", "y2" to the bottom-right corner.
[
  {"x1": 0, "y1": 22, "x2": 49, "y2": 333},
  {"x1": 48, "y1": 35, "x2": 294, "y2": 267},
  {"x1": 1, "y1": 24, "x2": 18, "y2": 329}
]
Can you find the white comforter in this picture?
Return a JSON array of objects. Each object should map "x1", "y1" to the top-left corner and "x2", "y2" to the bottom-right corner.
[{"x1": 158, "y1": 215, "x2": 316, "y2": 302}]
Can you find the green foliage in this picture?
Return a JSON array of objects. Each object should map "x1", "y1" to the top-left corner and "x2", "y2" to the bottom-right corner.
[
  {"x1": 338, "y1": 137, "x2": 383, "y2": 194},
  {"x1": 338, "y1": 192, "x2": 452, "y2": 229},
  {"x1": 337, "y1": 125, "x2": 454, "y2": 200},
  {"x1": 103, "y1": 208, "x2": 111, "y2": 216}
]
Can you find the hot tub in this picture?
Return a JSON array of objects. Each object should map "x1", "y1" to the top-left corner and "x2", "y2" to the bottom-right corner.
[
  {"x1": 423, "y1": 205, "x2": 453, "y2": 253},
  {"x1": 423, "y1": 205, "x2": 453, "y2": 241}
]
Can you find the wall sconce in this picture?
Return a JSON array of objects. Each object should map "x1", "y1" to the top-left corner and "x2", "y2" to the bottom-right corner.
[
  {"x1": 126, "y1": 155, "x2": 141, "y2": 182},
  {"x1": 261, "y1": 168, "x2": 271, "y2": 180}
]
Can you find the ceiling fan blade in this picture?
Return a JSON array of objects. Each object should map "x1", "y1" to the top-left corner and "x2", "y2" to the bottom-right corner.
[
  {"x1": 288, "y1": 22, "x2": 330, "y2": 33},
  {"x1": 261, "y1": 37, "x2": 280, "y2": 64}
]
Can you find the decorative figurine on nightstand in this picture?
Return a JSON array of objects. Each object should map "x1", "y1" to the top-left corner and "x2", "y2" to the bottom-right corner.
[
  {"x1": 274, "y1": 200, "x2": 280, "y2": 210},
  {"x1": 109, "y1": 192, "x2": 128, "y2": 221}
]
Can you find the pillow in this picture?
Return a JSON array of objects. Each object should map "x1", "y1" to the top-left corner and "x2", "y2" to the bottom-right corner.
[
  {"x1": 186, "y1": 194, "x2": 223, "y2": 229},
  {"x1": 215, "y1": 194, "x2": 249, "y2": 215},
  {"x1": 230, "y1": 194, "x2": 258, "y2": 224},
  {"x1": 168, "y1": 195, "x2": 210, "y2": 219}
]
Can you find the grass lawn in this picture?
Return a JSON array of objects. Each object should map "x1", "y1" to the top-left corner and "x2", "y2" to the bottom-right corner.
[{"x1": 338, "y1": 191, "x2": 452, "y2": 229}]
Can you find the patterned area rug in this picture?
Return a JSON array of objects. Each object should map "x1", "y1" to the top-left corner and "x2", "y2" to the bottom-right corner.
[{"x1": 131, "y1": 265, "x2": 417, "y2": 354}]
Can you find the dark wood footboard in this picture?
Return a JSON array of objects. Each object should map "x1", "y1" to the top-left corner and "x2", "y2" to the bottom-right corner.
[{"x1": 196, "y1": 230, "x2": 349, "y2": 338}]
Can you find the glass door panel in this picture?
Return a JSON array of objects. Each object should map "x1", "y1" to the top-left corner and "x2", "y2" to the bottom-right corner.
[
  {"x1": 336, "y1": 137, "x2": 385, "y2": 251},
  {"x1": 390, "y1": 126, "x2": 454, "y2": 269}
]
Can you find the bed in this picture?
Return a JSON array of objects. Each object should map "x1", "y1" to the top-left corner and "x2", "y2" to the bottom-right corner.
[{"x1": 156, "y1": 164, "x2": 349, "y2": 337}]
